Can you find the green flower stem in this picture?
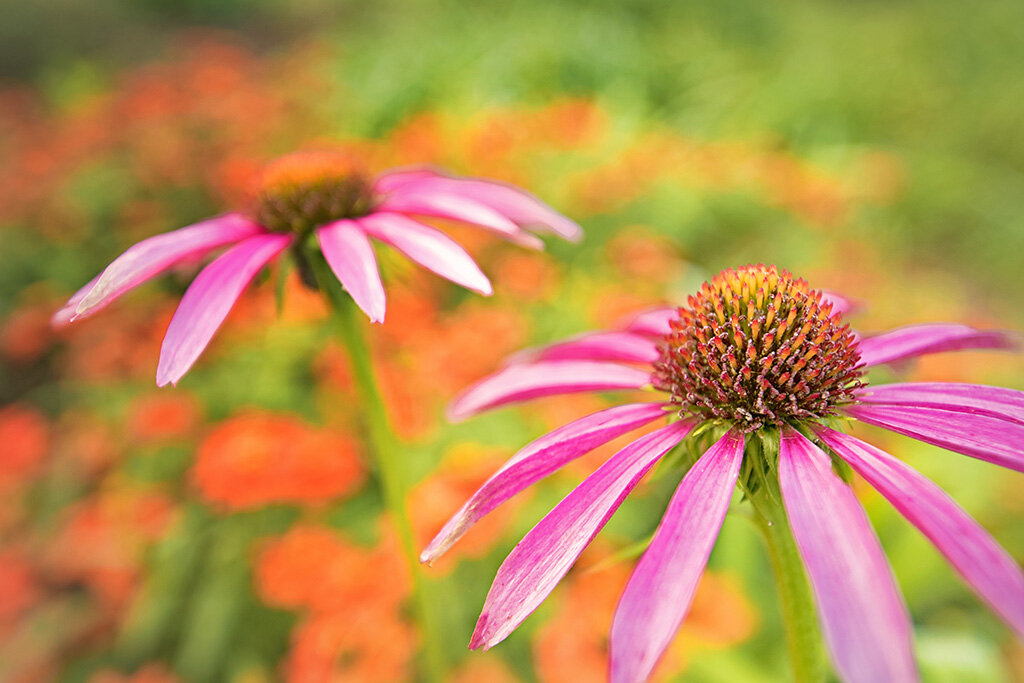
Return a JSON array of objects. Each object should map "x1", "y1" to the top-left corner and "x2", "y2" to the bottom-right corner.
[
  {"x1": 753, "y1": 505, "x2": 825, "y2": 683},
  {"x1": 308, "y1": 251, "x2": 446, "y2": 683}
]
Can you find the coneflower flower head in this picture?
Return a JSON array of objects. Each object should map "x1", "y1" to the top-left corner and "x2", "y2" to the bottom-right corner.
[
  {"x1": 53, "y1": 150, "x2": 580, "y2": 386},
  {"x1": 654, "y1": 265, "x2": 864, "y2": 429},
  {"x1": 428, "y1": 263, "x2": 1024, "y2": 683}
]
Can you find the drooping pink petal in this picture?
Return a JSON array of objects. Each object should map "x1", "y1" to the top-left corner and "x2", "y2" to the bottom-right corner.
[
  {"x1": 71, "y1": 214, "x2": 265, "y2": 321},
  {"x1": 156, "y1": 233, "x2": 291, "y2": 387},
  {"x1": 357, "y1": 212, "x2": 492, "y2": 295},
  {"x1": 819, "y1": 289, "x2": 857, "y2": 317},
  {"x1": 610, "y1": 430, "x2": 744, "y2": 683},
  {"x1": 317, "y1": 219, "x2": 386, "y2": 323},
  {"x1": 377, "y1": 190, "x2": 544, "y2": 249},
  {"x1": 778, "y1": 429, "x2": 918, "y2": 683},
  {"x1": 395, "y1": 176, "x2": 583, "y2": 242},
  {"x1": 622, "y1": 306, "x2": 678, "y2": 337},
  {"x1": 421, "y1": 402, "x2": 670, "y2": 564},
  {"x1": 447, "y1": 361, "x2": 652, "y2": 422},
  {"x1": 470, "y1": 420, "x2": 695, "y2": 651},
  {"x1": 51, "y1": 274, "x2": 101, "y2": 327},
  {"x1": 856, "y1": 382, "x2": 1024, "y2": 426},
  {"x1": 372, "y1": 167, "x2": 444, "y2": 194},
  {"x1": 817, "y1": 427, "x2": 1024, "y2": 638},
  {"x1": 846, "y1": 403, "x2": 1024, "y2": 473},
  {"x1": 506, "y1": 331, "x2": 660, "y2": 365},
  {"x1": 857, "y1": 323, "x2": 1018, "y2": 368}
]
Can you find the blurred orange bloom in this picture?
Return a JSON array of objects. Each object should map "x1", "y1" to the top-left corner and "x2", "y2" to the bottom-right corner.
[
  {"x1": 0, "y1": 404, "x2": 50, "y2": 490},
  {"x1": 128, "y1": 391, "x2": 202, "y2": 443},
  {"x1": 192, "y1": 411, "x2": 365, "y2": 509}
]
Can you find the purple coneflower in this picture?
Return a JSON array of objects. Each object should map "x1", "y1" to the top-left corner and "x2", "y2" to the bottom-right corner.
[
  {"x1": 53, "y1": 151, "x2": 580, "y2": 386},
  {"x1": 425, "y1": 264, "x2": 1024, "y2": 683}
]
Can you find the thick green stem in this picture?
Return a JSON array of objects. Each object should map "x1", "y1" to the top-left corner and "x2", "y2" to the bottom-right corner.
[
  {"x1": 754, "y1": 507, "x2": 825, "y2": 683},
  {"x1": 309, "y1": 253, "x2": 446, "y2": 682}
]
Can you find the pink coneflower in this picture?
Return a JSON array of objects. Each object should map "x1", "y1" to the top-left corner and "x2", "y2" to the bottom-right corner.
[
  {"x1": 425, "y1": 264, "x2": 1024, "y2": 683},
  {"x1": 53, "y1": 151, "x2": 580, "y2": 386}
]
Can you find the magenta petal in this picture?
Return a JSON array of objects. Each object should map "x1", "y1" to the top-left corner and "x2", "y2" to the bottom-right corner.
[
  {"x1": 779, "y1": 429, "x2": 918, "y2": 683},
  {"x1": 420, "y1": 402, "x2": 670, "y2": 564},
  {"x1": 155, "y1": 233, "x2": 291, "y2": 387},
  {"x1": 622, "y1": 306, "x2": 678, "y2": 337},
  {"x1": 507, "y1": 331, "x2": 660, "y2": 365},
  {"x1": 397, "y1": 176, "x2": 583, "y2": 242},
  {"x1": 372, "y1": 167, "x2": 444, "y2": 194},
  {"x1": 610, "y1": 430, "x2": 744, "y2": 683},
  {"x1": 71, "y1": 213, "x2": 265, "y2": 321},
  {"x1": 819, "y1": 289, "x2": 856, "y2": 317},
  {"x1": 856, "y1": 382, "x2": 1024, "y2": 426},
  {"x1": 52, "y1": 274, "x2": 101, "y2": 327},
  {"x1": 857, "y1": 323, "x2": 1018, "y2": 368},
  {"x1": 447, "y1": 361, "x2": 652, "y2": 422},
  {"x1": 317, "y1": 220, "x2": 386, "y2": 323},
  {"x1": 377, "y1": 190, "x2": 544, "y2": 249},
  {"x1": 470, "y1": 420, "x2": 694, "y2": 650},
  {"x1": 846, "y1": 403, "x2": 1024, "y2": 473},
  {"x1": 357, "y1": 212, "x2": 492, "y2": 295},
  {"x1": 817, "y1": 427, "x2": 1024, "y2": 638}
]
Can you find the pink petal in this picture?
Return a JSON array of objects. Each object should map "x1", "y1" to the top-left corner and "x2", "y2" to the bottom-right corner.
[
  {"x1": 857, "y1": 323, "x2": 1018, "y2": 368},
  {"x1": 51, "y1": 274, "x2": 101, "y2": 327},
  {"x1": 372, "y1": 167, "x2": 444, "y2": 194},
  {"x1": 779, "y1": 429, "x2": 918, "y2": 683},
  {"x1": 396, "y1": 176, "x2": 583, "y2": 242},
  {"x1": 377, "y1": 190, "x2": 544, "y2": 249},
  {"x1": 357, "y1": 212, "x2": 492, "y2": 295},
  {"x1": 156, "y1": 233, "x2": 291, "y2": 387},
  {"x1": 622, "y1": 306, "x2": 678, "y2": 337},
  {"x1": 470, "y1": 420, "x2": 695, "y2": 650},
  {"x1": 817, "y1": 427, "x2": 1024, "y2": 638},
  {"x1": 846, "y1": 403, "x2": 1024, "y2": 473},
  {"x1": 420, "y1": 402, "x2": 670, "y2": 564},
  {"x1": 70, "y1": 214, "x2": 265, "y2": 321},
  {"x1": 317, "y1": 220, "x2": 386, "y2": 323},
  {"x1": 447, "y1": 361, "x2": 653, "y2": 422},
  {"x1": 819, "y1": 289, "x2": 857, "y2": 317},
  {"x1": 856, "y1": 382, "x2": 1024, "y2": 426},
  {"x1": 507, "y1": 331, "x2": 660, "y2": 365},
  {"x1": 610, "y1": 430, "x2": 744, "y2": 683}
]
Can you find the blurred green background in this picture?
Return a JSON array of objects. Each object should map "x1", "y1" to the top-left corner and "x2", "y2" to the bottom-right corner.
[{"x1": 1, "y1": 1, "x2": 1022, "y2": 681}]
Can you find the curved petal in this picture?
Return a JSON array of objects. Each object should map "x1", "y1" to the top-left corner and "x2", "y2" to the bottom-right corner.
[
  {"x1": 357, "y1": 212, "x2": 492, "y2": 295},
  {"x1": 317, "y1": 220, "x2": 386, "y2": 323},
  {"x1": 396, "y1": 176, "x2": 583, "y2": 242},
  {"x1": 447, "y1": 361, "x2": 652, "y2": 422},
  {"x1": 421, "y1": 402, "x2": 670, "y2": 564},
  {"x1": 779, "y1": 429, "x2": 918, "y2": 683},
  {"x1": 52, "y1": 274, "x2": 101, "y2": 327},
  {"x1": 507, "y1": 331, "x2": 660, "y2": 365},
  {"x1": 846, "y1": 403, "x2": 1024, "y2": 473},
  {"x1": 610, "y1": 430, "x2": 744, "y2": 683},
  {"x1": 372, "y1": 167, "x2": 444, "y2": 194},
  {"x1": 470, "y1": 420, "x2": 695, "y2": 651},
  {"x1": 71, "y1": 214, "x2": 265, "y2": 321},
  {"x1": 856, "y1": 382, "x2": 1024, "y2": 426},
  {"x1": 622, "y1": 306, "x2": 678, "y2": 337},
  {"x1": 819, "y1": 289, "x2": 856, "y2": 317},
  {"x1": 156, "y1": 233, "x2": 291, "y2": 387},
  {"x1": 817, "y1": 427, "x2": 1024, "y2": 638},
  {"x1": 377, "y1": 190, "x2": 544, "y2": 249},
  {"x1": 857, "y1": 323, "x2": 1018, "y2": 368}
]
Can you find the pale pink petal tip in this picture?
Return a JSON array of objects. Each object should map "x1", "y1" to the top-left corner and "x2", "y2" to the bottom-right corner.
[
  {"x1": 469, "y1": 420, "x2": 694, "y2": 650},
  {"x1": 317, "y1": 220, "x2": 386, "y2": 323},
  {"x1": 817, "y1": 427, "x2": 1024, "y2": 639},
  {"x1": 609, "y1": 430, "x2": 744, "y2": 683},
  {"x1": 420, "y1": 402, "x2": 669, "y2": 564},
  {"x1": 155, "y1": 233, "x2": 291, "y2": 387},
  {"x1": 52, "y1": 274, "x2": 102, "y2": 327},
  {"x1": 446, "y1": 360, "x2": 652, "y2": 422},
  {"x1": 779, "y1": 429, "x2": 918, "y2": 683}
]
